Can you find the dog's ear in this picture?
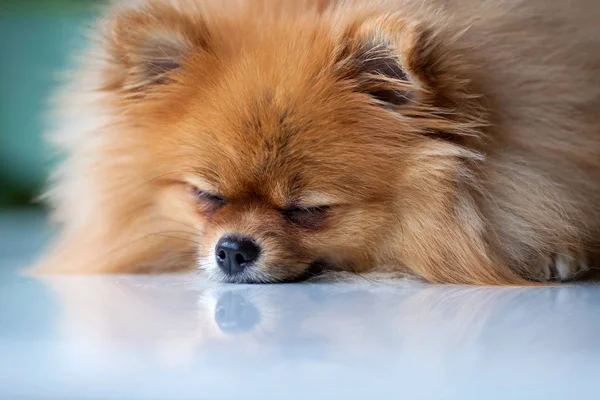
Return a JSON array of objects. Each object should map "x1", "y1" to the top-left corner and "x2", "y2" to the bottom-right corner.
[
  {"x1": 351, "y1": 39, "x2": 414, "y2": 106},
  {"x1": 338, "y1": 17, "x2": 472, "y2": 107},
  {"x1": 337, "y1": 28, "x2": 414, "y2": 107},
  {"x1": 336, "y1": 18, "x2": 431, "y2": 108},
  {"x1": 101, "y1": 3, "x2": 209, "y2": 92},
  {"x1": 338, "y1": 17, "x2": 484, "y2": 142}
]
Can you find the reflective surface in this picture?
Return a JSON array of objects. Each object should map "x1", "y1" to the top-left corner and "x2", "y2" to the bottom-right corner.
[{"x1": 1, "y1": 211, "x2": 600, "y2": 399}]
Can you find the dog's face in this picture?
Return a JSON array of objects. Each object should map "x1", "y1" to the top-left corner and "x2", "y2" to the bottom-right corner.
[
  {"x1": 157, "y1": 24, "x2": 403, "y2": 282},
  {"x1": 99, "y1": 1, "x2": 484, "y2": 282},
  {"x1": 176, "y1": 91, "x2": 397, "y2": 283}
]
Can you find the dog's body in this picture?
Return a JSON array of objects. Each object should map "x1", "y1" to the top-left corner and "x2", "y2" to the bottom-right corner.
[{"x1": 35, "y1": 0, "x2": 600, "y2": 284}]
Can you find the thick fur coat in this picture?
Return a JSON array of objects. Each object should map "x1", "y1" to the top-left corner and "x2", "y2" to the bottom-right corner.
[{"x1": 35, "y1": 0, "x2": 600, "y2": 284}]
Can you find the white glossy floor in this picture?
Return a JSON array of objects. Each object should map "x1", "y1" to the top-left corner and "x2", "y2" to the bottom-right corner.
[{"x1": 1, "y1": 210, "x2": 599, "y2": 400}]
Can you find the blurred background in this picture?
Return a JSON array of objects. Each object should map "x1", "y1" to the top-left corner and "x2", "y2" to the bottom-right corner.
[
  {"x1": 1, "y1": 0, "x2": 101, "y2": 209},
  {"x1": 1, "y1": 0, "x2": 103, "y2": 268}
]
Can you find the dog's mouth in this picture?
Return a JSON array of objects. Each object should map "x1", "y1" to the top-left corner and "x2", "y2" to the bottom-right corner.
[{"x1": 217, "y1": 259, "x2": 331, "y2": 284}]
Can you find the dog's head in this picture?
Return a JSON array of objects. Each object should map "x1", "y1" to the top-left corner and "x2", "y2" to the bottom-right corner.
[{"x1": 94, "y1": 0, "x2": 487, "y2": 283}]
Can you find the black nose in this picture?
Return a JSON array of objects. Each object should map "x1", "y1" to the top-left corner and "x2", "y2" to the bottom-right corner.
[{"x1": 215, "y1": 236, "x2": 261, "y2": 275}]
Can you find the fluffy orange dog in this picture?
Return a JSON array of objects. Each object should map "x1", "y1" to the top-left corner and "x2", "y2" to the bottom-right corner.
[{"x1": 35, "y1": 0, "x2": 600, "y2": 284}]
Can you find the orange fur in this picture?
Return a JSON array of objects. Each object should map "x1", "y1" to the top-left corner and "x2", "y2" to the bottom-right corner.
[{"x1": 32, "y1": 0, "x2": 600, "y2": 284}]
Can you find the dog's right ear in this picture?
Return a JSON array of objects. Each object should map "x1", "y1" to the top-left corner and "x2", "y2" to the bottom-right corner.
[{"x1": 100, "y1": 2, "x2": 210, "y2": 93}]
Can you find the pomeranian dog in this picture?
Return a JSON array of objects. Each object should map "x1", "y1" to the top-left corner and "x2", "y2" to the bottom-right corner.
[{"x1": 34, "y1": 0, "x2": 600, "y2": 284}]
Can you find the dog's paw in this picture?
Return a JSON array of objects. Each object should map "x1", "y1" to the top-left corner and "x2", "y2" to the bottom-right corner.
[{"x1": 541, "y1": 249, "x2": 590, "y2": 282}]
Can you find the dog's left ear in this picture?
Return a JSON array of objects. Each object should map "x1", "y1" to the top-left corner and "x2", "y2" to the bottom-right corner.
[
  {"x1": 337, "y1": 16, "x2": 485, "y2": 143},
  {"x1": 337, "y1": 17, "x2": 470, "y2": 108},
  {"x1": 336, "y1": 18, "x2": 432, "y2": 107},
  {"x1": 336, "y1": 23, "x2": 415, "y2": 107}
]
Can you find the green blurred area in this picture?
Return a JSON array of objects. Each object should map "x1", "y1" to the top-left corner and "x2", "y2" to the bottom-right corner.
[{"x1": 0, "y1": 0, "x2": 101, "y2": 208}]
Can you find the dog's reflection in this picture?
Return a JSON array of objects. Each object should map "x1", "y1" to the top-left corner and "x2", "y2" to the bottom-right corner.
[
  {"x1": 213, "y1": 292, "x2": 261, "y2": 334},
  {"x1": 200, "y1": 282, "x2": 600, "y2": 358},
  {"x1": 40, "y1": 275, "x2": 600, "y2": 367}
]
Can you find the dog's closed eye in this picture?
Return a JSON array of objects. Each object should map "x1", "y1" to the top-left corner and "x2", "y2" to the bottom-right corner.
[
  {"x1": 191, "y1": 187, "x2": 227, "y2": 210},
  {"x1": 282, "y1": 206, "x2": 331, "y2": 229}
]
